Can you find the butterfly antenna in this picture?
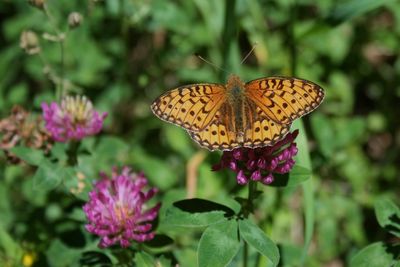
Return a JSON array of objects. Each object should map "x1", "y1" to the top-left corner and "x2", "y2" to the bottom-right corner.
[
  {"x1": 241, "y1": 42, "x2": 258, "y2": 65},
  {"x1": 195, "y1": 54, "x2": 230, "y2": 75}
]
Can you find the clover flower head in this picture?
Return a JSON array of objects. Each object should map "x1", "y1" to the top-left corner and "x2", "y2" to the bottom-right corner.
[
  {"x1": 212, "y1": 130, "x2": 299, "y2": 185},
  {"x1": 41, "y1": 95, "x2": 107, "y2": 142},
  {"x1": 83, "y1": 167, "x2": 161, "y2": 248}
]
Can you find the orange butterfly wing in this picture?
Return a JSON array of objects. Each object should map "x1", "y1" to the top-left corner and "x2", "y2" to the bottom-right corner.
[
  {"x1": 245, "y1": 77, "x2": 324, "y2": 125},
  {"x1": 151, "y1": 84, "x2": 226, "y2": 132},
  {"x1": 152, "y1": 75, "x2": 324, "y2": 151},
  {"x1": 189, "y1": 112, "x2": 239, "y2": 151},
  {"x1": 189, "y1": 107, "x2": 291, "y2": 151},
  {"x1": 242, "y1": 107, "x2": 291, "y2": 148}
]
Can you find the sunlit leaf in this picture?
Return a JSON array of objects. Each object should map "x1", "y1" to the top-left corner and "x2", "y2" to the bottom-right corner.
[
  {"x1": 134, "y1": 251, "x2": 155, "y2": 267},
  {"x1": 270, "y1": 165, "x2": 311, "y2": 187},
  {"x1": 239, "y1": 218, "x2": 279, "y2": 266},
  {"x1": 198, "y1": 219, "x2": 240, "y2": 267},
  {"x1": 10, "y1": 146, "x2": 44, "y2": 166},
  {"x1": 326, "y1": 0, "x2": 394, "y2": 25},
  {"x1": 164, "y1": 198, "x2": 234, "y2": 227},
  {"x1": 350, "y1": 242, "x2": 399, "y2": 267},
  {"x1": 374, "y1": 197, "x2": 400, "y2": 237}
]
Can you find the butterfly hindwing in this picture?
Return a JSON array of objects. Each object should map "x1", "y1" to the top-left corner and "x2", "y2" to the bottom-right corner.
[
  {"x1": 245, "y1": 77, "x2": 324, "y2": 125},
  {"x1": 243, "y1": 107, "x2": 291, "y2": 148},
  {"x1": 189, "y1": 119, "x2": 239, "y2": 151},
  {"x1": 151, "y1": 84, "x2": 226, "y2": 132},
  {"x1": 189, "y1": 108, "x2": 291, "y2": 151}
]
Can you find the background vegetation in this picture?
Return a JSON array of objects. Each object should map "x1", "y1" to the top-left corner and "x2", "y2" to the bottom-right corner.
[{"x1": 0, "y1": 0, "x2": 399, "y2": 266}]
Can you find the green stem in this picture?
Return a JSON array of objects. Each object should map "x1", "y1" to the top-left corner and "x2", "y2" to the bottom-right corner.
[
  {"x1": 221, "y1": 0, "x2": 237, "y2": 80},
  {"x1": 43, "y1": 3, "x2": 66, "y2": 101},
  {"x1": 243, "y1": 181, "x2": 257, "y2": 266},
  {"x1": 246, "y1": 181, "x2": 257, "y2": 218},
  {"x1": 67, "y1": 141, "x2": 80, "y2": 166},
  {"x1": 243, "y1": 241, "x2": 248, "y2": 267},
  {"x1": 59, "y1": 38, "x2": 65, "y2": 99},
  {"x1": 288, "y1": 0, "x2": 298, "y2": 76}
]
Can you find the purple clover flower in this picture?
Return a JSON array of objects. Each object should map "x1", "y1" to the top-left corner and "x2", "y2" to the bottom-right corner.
[
  {"x1": 83, "y1": 167, "x2": 161, "y2": 248},
  {"x1": 41, "y1": 95, "x2": 107, "y2": 142},
  {"x1": 212, "y1": 130, "x2": 299, "y2": 185}
]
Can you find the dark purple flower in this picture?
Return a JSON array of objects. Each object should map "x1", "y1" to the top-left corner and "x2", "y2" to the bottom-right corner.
[
  {"x1": 41, "y1": 95, "x2": 107, "y2": 142},
  {"x1": 83, "y1": 167, "x2": 161, "y2": 248},
  {"x1": 212, "y1": 130, "x2": 299, "y2": 185}
]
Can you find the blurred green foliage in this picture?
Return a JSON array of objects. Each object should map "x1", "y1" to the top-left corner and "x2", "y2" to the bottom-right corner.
[{"x1": 1, "y1": 0, "x2": 400, "y2": 266}]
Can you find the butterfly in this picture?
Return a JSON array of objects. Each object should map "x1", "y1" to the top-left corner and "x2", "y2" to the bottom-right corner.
[{"x1": 151, "y1": 74, "x2": 324, "y2": 151}]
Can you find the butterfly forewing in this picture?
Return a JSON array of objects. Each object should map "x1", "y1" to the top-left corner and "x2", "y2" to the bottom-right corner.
[
  {"x1": 245, "y1": 77, "x2": 324, "y2": 125},
  {"x1": 151, "y1": 84, "x2": 226, "y2": 132}
]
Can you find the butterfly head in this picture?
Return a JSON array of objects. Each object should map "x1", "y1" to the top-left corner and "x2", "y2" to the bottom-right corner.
[
  {"x1": 226, "y1": 74, "x2": 246, "y2": 102},
  {"x1": 226, "y1": 74, "x2": 244, "y2": 87}
]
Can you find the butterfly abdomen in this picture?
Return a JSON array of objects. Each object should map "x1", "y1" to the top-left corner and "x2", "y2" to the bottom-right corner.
[{"x1": 225, "y1": 75, "x2": 250, "y2": 144}]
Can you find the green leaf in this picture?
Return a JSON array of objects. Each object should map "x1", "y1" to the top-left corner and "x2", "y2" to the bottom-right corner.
[
  {"x1": 239, "y1": 218, "x2": 279, "y2": 266},
  {"x1": 0, "y1": 222, "x2": 23, "y2": 261},
  {"x1": 279, "y1": 244, "x2": 309, "y2": 267},
  {"x1": 34, "y1": 161, "x2": 62, "y2": 190},
  {"x1": 292, "y1": 120, "x2": 311, "y2": 168},
  {"x1": 164, "y1": 198, "x2": 235, "y2": 227},
  {"x1": 326, "y1": 0, "x2": 393, "y2": 25},
  {"x1": 293, "y1": 120, "x2": 314, "y2": 265},
  {"x1": 134, "y1": 251, "x2": 155, "y2": 267},
  {"x1": 33, "y1": 160, "x2": 75, "y2": 191},
  {"x1": 301, "y1": 178, "x2": 315, "y2": 263},
  {"x1": 0, "y1": 182, "x2": 12, "y2": 228},
  {"x1": 144, "y1": 234, "x2": 174, "y2": 249},
  {"x1": 164, "y1": 125, "x2": 193, "y2": 158},
  {"x1": 310, "y1": 113, "x2": 336, "y2": 157},
  {"x1": 270, "y1": 165, "x2": 311, "y2": 187},
  {"x1": 155, "y1": 256, "x2": 172, "y2": 267},
  {"x1": 10, "y1": 146, "x2": 44, "y2": 165},
  {"x1": 131, "y1": 147, "x2": 179, "y2": 190},
  {"x1": 67, "y1": 208, "x2": 86, "y2": 222},
  {"x1": 95, "y1": 136, "x2": 128, "y2": 156},
  {"x1": 50, "y1": 143, "x2": 68, "y2": 163},
  {"x1": 374, "y1": 197, "x2": 400, "y2": 237},
  {"x1": 198, "y1": 219, "x2": 240, "y2": 267},
  {"x1": 46, "y1": 239, "x2": 81, "y2": 267},
  {"x1": 7, "y1": 83, "x2": 28, "y2": 105},
  {"x1": 350, "y1": 242, "x2": 398, "y2": 267},
  {"x1": 79, "y1": 251, "x2": 112, "y2": 266}
]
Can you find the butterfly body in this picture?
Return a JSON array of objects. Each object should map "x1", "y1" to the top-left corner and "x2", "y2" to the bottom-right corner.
[
  {"x1": 151, "y1": 74, "x2": 324, "y2": 151},
  {"x1": 224, "y1": 75, "x2": 248, "y2": 142}
]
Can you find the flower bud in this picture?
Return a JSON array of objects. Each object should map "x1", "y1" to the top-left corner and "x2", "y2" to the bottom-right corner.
[
  {"x1": 20, "y1": 30, "x2": 41, "y2": 55},
  {"x1": 68, "y1": 12, "x2": 83, "y2": 29},
  {"x1": 27, "y1": 0, "x2": 45, "y2": 9}
]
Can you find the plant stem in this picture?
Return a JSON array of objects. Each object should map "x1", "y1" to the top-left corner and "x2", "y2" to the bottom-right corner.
[
  {"x1": 67, "y1": 141, "x2": 80, "y2": 166},
  {"x1": 244, "y1": 181, "x2": 257, "y2": 218},
  {"x1": 43, "y1": 3, "x2": 66, "y2": 101},
  {"x1": 243, "y1": 181, "x2": 258, "y2": 266},
  {"x1": 243, "y1": 241, "x2": 248, "y2": 267},
  {"x1": 288, "y1": 0, "x2": 298, "y2": 76},
  {"x1": 221, "y1": 0, "x2": 237, "y2": 80},
  {"x1": 288, "y1": 2, "x2": 315, "y2": 266},
  {"x1": 59, "y1": 38, "x2": 65, "y2": 99}
]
